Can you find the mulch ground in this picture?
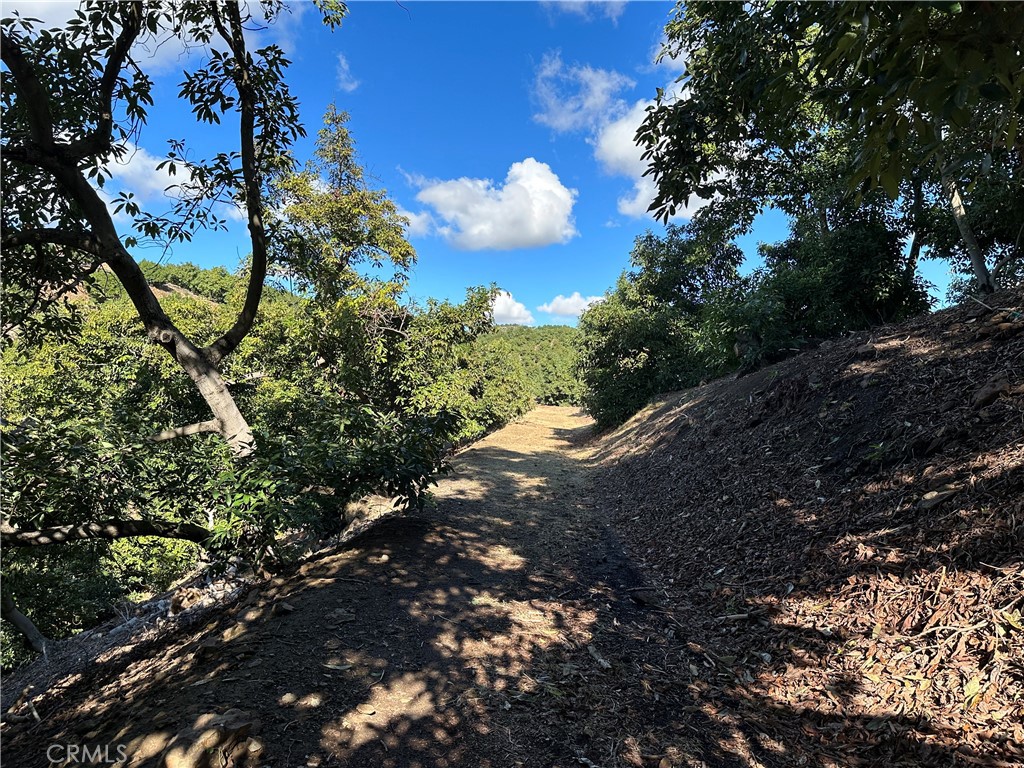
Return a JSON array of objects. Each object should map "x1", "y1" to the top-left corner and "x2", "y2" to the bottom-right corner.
[
  {"x1": 592, "y1": 289, "x2": 1024, "y2": 767},
  {"x1": 2, "y1": 407, "x2": 714, "y2": 768}
]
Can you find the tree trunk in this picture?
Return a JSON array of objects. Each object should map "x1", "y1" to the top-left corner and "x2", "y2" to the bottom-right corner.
[
  {"x1": 1, "y1": 518, "x2": 213, "y2": 548},
  {"x1": 1, "y1": 593, "x2": 48, "y2": 656},
  {"x1": 934, "y1": 119, "x2": 994, "y2": 293},
  {"x1": 3, "y1": 13, "x2": 262, "y2": 460},
  {"x1": 817, "y1": 207, "x2": 831, "y2": 237},
  {"x1": 904, "y1": 176, "x2": 924, "y2": 281},
  {"x1": 940, "y1": 170, "x2": 993, "y2": 293}
]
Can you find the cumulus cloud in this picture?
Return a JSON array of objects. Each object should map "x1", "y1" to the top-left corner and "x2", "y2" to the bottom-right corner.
[
  {"x1": 105, "y1": 143, "x2": 183, "y2": 203},
  {"x1": 6, "y1": 1, "x2": 310, "y2": 77},
  {"x1": 537, "y1": 292, "x2": 603, "y2": 318},
  {"x1": 98, "y1": 142, "x2": 250, "y2": 226},
  {"x1": 647, "y1": 31, "x2": 688, "y2": 75},
  {"x1": 335, "y1": 53, "x2": 360, "y2": 93},
  {"x1": 592, "y1": 96, "x2": 709, "y2": 220},
  {"x1": 413, "y1": 158, "x2": 578, "y2": 251},
  {"x1": 529, "y1": 48, "x2": 698, "y2": 222},
  {"x1": 533, "y1": 51, "x2": 635, "y2": 133},
  {"x1": 395, "y1": 207, "x2": 434, "y2": 238},
  {"x1": 492, "y1": 291, "x2": 535, "y2": 325},
  {"x1": 541, "y1": 1, "x2": 628, "y2": 24}
]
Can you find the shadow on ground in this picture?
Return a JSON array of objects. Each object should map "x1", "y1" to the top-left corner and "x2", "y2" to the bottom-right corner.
[
  {"x1": 590, "y1": 293, "x2": 1024, "y2": 767},
  {"x1": 2, "y1": 408, "x2": 729, "y2": 768}
]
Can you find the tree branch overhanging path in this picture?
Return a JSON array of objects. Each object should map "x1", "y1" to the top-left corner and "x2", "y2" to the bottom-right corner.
[{"x1": 2, "y1": 2, "x2": 277, "y2": 460}]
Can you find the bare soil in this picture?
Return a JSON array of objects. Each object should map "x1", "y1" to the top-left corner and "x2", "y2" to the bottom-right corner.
[{"x1": 593, "y1": 290, "x2": 1024, "y2": 767}]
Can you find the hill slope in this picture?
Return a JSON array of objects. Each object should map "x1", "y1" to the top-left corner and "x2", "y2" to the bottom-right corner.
[
  {"x1": 591, "y1": 288, "x2": 1024, "y2": 766},
  {"x1": 2, "y1": 294, "x2": 1021, "y2": 768}
]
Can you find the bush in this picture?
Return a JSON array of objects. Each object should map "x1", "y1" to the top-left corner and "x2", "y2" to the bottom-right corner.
[
  {"x1": 2, "y1": 273, "x2": 538, "y2": 663},
  {"x1": 576, "y1": 215, "x2": 931, "y2": 428}
]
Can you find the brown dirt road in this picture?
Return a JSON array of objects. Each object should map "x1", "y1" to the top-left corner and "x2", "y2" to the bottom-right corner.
[{"x1": 4, "y1": 407, "x2": 721, "y2": 768}]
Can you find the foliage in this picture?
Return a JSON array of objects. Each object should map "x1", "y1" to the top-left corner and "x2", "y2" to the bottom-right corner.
[
  {"x1": 1, "y1": 261, "x2": 539, "y2": 664},
  {"x1": 641, "y1": 1, "x2": 1024, "y2": 293},
  {"x1": 475, "y1": 325, "x2": 583, "y2": 406},
  {"x1": 644, "y1": 2, "x2": 1022, "y2": 207},
  {"x1": 746, "y1": 214, "x2": 931, "y2": 349},
  {"x1": 270, "y1": 105, "x2": 415, "y2": 299},
  {"x1": 137, "y1": 260, "x2": 238, "y2": 303},
  {"x1": 576, "y1": 224, "x2": 742, "y2": 427},
  {"x1": 0, "y1": 0, "x2": 535, "y2": 664},
  {"x1": 392, "y1": 287, "x2": 532, "y2": 443},
  {"x1": 577, "y1": 213, "x2": 931, "y2": 428}
]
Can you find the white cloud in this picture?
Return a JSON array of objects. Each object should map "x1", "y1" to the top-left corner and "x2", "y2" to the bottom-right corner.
[
  {"x1": 413, "y1": 158, "x2": 578, "y2": 251},
  {"x1": 647, "y1": 31, "x2": 688, "y2": 75},
  {"x1": 541, "y1": 1, "x2": 628, "y2": 24},
  {"x1": 592, "y1": 99, "x2": 649, "y2": 178},
  {"x1": 260, "y1": 1, "x2": 310, "y2": 57},
  {"x1": 5, "y1": 1, "x2": 310, "y2": 76},
  {"x1": 100, "y1": 142, "x2": 243, "y2": 224},
  {"x1": 2, "y1": 1, "x2": 77, "y2": 29},
  {"x1": 529, "y1": 48, "x2": 696, "y2": 222},
  {"x1": 592, "y1": 98, "x2": 709, "y2": 220},
  {"x1": 538, "y1": 292, "x2": 603, "y2": 318},
  {"x1": 492, "y1": 291, "x2": 534, "y2": 325},
  {"x1": 533, "y1": 51, "x2": 635, "y2": 133},
  {"x1": 335, "y1": 53, "x2": 360, "y2": 93},
  {"x1": 105, "y1": 143, "x2": 183, "y2": 203},
  {"x1": 396, "y1": 206, "x2": 434, "y2": 238}
]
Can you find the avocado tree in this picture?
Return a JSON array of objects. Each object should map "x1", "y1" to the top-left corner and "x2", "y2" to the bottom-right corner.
[
  {"x1": 640, "y1": 1, "x2": 1023, "y2": 292},
  {"x1": 2, "y1": 0, "x2": 344, "y2": 460},
  {"x1": 0, "y1": 0, "x2": 345, "y2": 651}
]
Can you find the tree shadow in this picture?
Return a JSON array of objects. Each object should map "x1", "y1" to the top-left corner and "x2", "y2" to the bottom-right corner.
[
  {"x1": 0, "y1": 409, "x2": 737, "y2": 767},
  {"x1": 4, "y1": 291, "x2": 1022, "y2": 768},
  {"x1": 588, "y1": 296, "x2": 1024, "y2": 766}
]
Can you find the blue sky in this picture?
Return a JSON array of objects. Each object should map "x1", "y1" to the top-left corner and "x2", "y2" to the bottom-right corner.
[{"x1": 8, "y1": 0, "x2": 951, "y2": 322}]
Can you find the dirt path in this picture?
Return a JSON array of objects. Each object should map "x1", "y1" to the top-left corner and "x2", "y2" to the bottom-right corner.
[{"x1": 4, "y1": 407, "x2": 710, "y2": 768}]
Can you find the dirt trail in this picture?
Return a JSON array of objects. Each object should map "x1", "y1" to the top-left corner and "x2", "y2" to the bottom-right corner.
[{"x1": 4, "y1": 407, "x2": 703, "y2": 768}]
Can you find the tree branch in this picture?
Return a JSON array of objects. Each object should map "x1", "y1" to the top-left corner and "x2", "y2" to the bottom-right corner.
[
  {"x1": 2, "y1": 227, "x2": 105, "y2": 256},
  {"x1": 204, "y1": 2, "x2": 268, "y2": 367},
  {"x1": 4, "y1": 4, "x2": 258, "y2": 458},
  {"x1": 0, "y1": 595, "x2": 48, "y2": 656},
  {"x1": 65, "y1": 3, "x2": 144, "y2": 160},
  {"x1": 1, "y1": 518, "x2": 213, "y2": 548},
  {"x1": 0, "y1": 29, "x2": 55, "y2": 149},
  {"x1": 149, "y1": 419, "x2": 221, "y2": 443},
  {"x1": 992, "y1": 250, "x2": 1020, "y2": 284}
]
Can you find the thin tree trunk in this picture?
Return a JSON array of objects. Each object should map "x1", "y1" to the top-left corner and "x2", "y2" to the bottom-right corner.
[
  {"x1": 934, "y1": 119, "x2": 993, "y2": 292},
  {"x1": 1, "y1": 518, "x2": 213, "y2": 548},
  {"x1": 940, "y1": 171, "x2": 993, "y2": 292},
  {"x1": 817, "y1": 207, "x2": 831, "y2": 237},
  {"x1": 904, "y1": 176, "x2": 924, "y2": 281},
  {"x1": 1, "y1": 593, "x2": 48, "y2": 656}
]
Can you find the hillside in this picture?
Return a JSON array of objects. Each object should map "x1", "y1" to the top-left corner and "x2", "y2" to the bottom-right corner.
[
  {"x1": 592, "y1": 288, "x2": 1024, "y2": 766},
  {"x1": 2, "y1": 294, "x2": 1021, "y2": 768}
]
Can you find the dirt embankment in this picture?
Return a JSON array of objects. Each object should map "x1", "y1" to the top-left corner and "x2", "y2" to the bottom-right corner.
[{"x1": 593, "y1": 289, "x2": 1024, "y2": 767}]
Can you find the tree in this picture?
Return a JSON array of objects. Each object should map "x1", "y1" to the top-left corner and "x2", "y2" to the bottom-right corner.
[
  {"x1": 2, "y1": 1, "x2": 344, "y2": 459},
  {"x1": 0, "y1": 0, "x2": 345, "y2": 654},
  {"x1": 640, "y1": 1, "x2": 1024, "y2": 293},
  {"x1": 576, "y1": 223, "x2": 742, "y2": 427}
]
